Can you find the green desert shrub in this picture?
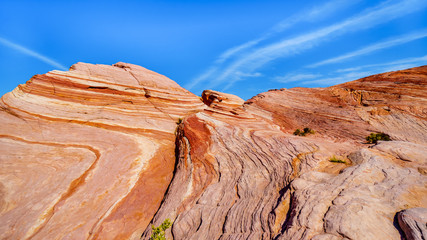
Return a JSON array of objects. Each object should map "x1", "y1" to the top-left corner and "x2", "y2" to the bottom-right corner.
[
  {"x1": 365, "y1": 132, "x2": 390, "y2": 144},
  {"x1": 147, "y1": 219, "x2": 171, "y2": 240},
  {"x1": 329, "y1": 155, "x2": 346, "y2": 164},
  {"x1": 293, "y1": 127, "x2": 315, "y2": 136}
]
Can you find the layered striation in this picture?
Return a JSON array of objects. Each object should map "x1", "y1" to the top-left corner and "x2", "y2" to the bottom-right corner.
[
  {"x1": 0, "y1": 62, "x2": 205, "y2": 239},
  {"x1": 144, "y1": 66, "x2": 427, "y2": 240},
  {"x1": 0, "y1": 63, "x2": 426, "y2": 240},
  {"x1": 142, "y1": 91, "x2": 357, "y2": 239}
]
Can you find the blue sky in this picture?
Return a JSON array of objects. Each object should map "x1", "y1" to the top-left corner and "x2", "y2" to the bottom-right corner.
[{"x1": 1, "y1": 0, "x2": 426, "y2": 100}]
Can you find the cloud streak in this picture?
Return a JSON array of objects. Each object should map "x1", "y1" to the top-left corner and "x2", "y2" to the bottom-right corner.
[
  {"x1": 186, "y1": 0, "x2": 362, "y2": 90},
  {"x1": 274, "y1": 73, "x2": 321, "y2": 83},
  {"x1": 296, "y1": 55, "x2": 427, "y2": 86},
  {"x1": 309, "y1": 29, "x2": 427, "y2": 67},
  {"x1": 271, "y1": 0, "x2": 362, "y2": 33},
  {"x1": 188, "y1": 0, "x2": 427, "y2": 91},
  {"x1": 335, "y1": 54, "x2": 427, "y2": 73},
  {"x1": 0, "y1": 37, "x2": 67, "y2": 70},
  {"x1": 219, "y1": 0, "x2": 427, "y2": 89},
  {"x1": 301, "y1": 71, "x2": 374, "y2": 85},
  {"x1": 215, "y1": 0, "x2": 359, "y2": 65}
]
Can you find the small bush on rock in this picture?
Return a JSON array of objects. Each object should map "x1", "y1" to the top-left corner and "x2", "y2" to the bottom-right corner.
[
  {"x1": 148, "y1": 219, "x2": 171, "y2": 240},
  {"x1": 293, "y1": 127, "x2": 315, "y2": 136},
  {"x1": 366, "y1": 132, "x2": 390, "y2": 144},
  {"x1": 329, "y1": 155, "x2": 346, "y2": 164}
]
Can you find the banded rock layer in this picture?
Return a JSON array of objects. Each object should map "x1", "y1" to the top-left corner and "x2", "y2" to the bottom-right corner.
[
  {"x1": 143, "y1": 66, "x2": 427, "y2": 240},
  {"x1": 0, "y1": 63, "x2": 426, "y2": 240},
  {"x1": 0, "y1": 62, "x2": 205, "y2": 239}
]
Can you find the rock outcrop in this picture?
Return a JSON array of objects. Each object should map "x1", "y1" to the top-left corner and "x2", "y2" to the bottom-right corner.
[
  {"x1": 397, "y1": 208, "x2": 427, "y2": 240},
  {"x1": 0, "y1": 63, "x2": 426, "y2": 240},
  {"x1": 0, "y1": 62, "x2": 205, "y2": 239}
]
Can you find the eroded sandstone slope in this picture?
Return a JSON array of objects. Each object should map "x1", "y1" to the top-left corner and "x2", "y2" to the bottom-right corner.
[
  {"x1": 0, "y1": 62, "x2": 206, "y2": 239},
  {"x1": 0, "y1": 63, "x2": 426, "y2": 240},
  {"x1": 144, "y1": 66, "x2": 427, "y2": 240}
]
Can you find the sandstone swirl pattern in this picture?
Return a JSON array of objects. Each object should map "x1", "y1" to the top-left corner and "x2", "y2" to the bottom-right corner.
[
  {"x1": 144, "y1": 66, "x2": 427, "y2": 240},
  {"x1": 0, "y1": 62, "x2": 205, "y2": 239},
  {"x1": 0, "y1": 63, "x2": 426, "y2": 240}
]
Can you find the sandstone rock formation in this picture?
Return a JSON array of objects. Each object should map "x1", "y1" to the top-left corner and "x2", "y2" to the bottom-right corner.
[
  {"x1": 0, "y1": 62, "x2": 206, "y2": 239},
  {"x1": 0, "y1": 63, "x2": 426, "y2": 240},
  {"x1": 397, "y1": 208, "x2": 427, "y2": 240}
]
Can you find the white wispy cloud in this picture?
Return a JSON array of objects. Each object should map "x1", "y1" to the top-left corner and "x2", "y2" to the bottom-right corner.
[
  {"x1": 336, "y1": 54, "x2": 427, "y2": 73},
  {"x1": 219, "y1": 0, "x2": 427, "y2": 89},
  {"x1": 215, "y1": 39, "x2": 264, "y2": 65},
  {"x1": 215, "y1": 0, "x2": 358, "y2": 65},
  {"x1": 235, "y1": 72, "x2": 263, "y2": 78},
  {"x1": 221, "y1": 72, "x2": 263, "y2": 91},
  {"x1": 185, "y1": 66, "x2": 217, "y2": 90},
  {"x1": 188, "y1": 0, "x2": 427, "y2": 91},
  {"x1": 309, "y1": 29, "x2": 427, "y2": 67},
  {"x1": 272, "y1": 0, "x2": 362, "y2": 32},
  {"x1": 274, "y1": 73, "x2": 321, "y2": 83},
  {"x1": 186, "y1": 0, "x2": 361, "y2": 90},
  {"x1": 0, "y1": 37, "x2": 67, "y2": 70},
  {"x1": 301, "y1": 71, "x2": 374, "y2": 86},
  {"x1": 300, "y1": 57, "x2": 427, "y2": 86},
  {"x1": 379, "y1": 64, "x2": 424, "y2": 72}
]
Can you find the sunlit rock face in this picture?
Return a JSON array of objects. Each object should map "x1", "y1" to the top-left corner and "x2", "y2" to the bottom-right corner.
[
  {"x1": 144, "y1": 66, "x2": 427, "y2": 240},
  {"x1": 0, "y1": 62, "x2": 206, "y2": 239},
  {"x1": 1, "y1": 63, "x2": 426, "y2": 240}
]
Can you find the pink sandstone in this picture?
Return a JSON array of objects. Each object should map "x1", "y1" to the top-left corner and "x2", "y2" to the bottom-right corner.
[{"x1": 0, "y1": 63, "x2": 426, "y2": 240}]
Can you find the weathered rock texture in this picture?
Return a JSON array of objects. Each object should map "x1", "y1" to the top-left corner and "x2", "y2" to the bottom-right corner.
[
  {"x1": 0, "y1": 62, "x2": 206, "y2": 239},
  {"x1": 0, "y1": 63, "x2": 426, "y2": 240},
  {"x1": 397, "y1": 207, "x2": 427, "y2": 240}
]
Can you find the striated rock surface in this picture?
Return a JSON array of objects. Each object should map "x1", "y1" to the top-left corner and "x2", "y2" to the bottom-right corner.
[
  {"x1": 0, "y1": 62, "x2": 205, "y2": 239},
  {"x1": 277, "y1": 148, "x2": 426, "y2": 240},
  {"x1": 143, "y1": 66, "x2": 427, "y2": 240},
  {"x1": 1, "y1": 63, "x2": 426, "y2": 240},
  {"x1": 397, "y1": 208, "x2": 427, "y2": 240}
]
